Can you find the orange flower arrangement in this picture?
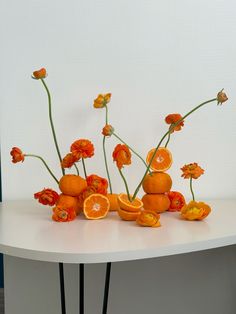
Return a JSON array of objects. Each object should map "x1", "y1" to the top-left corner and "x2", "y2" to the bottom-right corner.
[{"x1": 10, "y1": 67, "x2": 229, "y2": 225}]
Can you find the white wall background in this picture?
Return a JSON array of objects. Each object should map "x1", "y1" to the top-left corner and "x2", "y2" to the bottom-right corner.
[{"x1": 1, "y1": 0, "x2": 236, "y2": 200}]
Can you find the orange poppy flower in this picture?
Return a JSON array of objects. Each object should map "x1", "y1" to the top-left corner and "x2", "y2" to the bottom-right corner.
[
  {"x1": 112, "y1": 144, "x2": 131, "y2": 169},
  {"x1": 93, "y1": 93, "x2": 111, "y2": 108},
  {"x1": 167, "y1": 191, "x2": 186, "y2": 212},
  {"x1": 70, "y1": 139, "x2": 94, "y2": 160},
  {"x1": 86, "y1": 174, "x2": 108, "y2": 195},
  {"x1": 34, "y1": 188, "x2": 59, "y2": 206},
  {"x1": 181, "y1": 201, "x2": 211, "y2": 221},
  {"x1": 136, "y1": 210, "x2": 161, "y2": 227},
  {"x1": 181, "y1": 163, "x2": 204, "y2": 179},
  {"x1": 102, "y1": 124, "x2": 114, "y2": 137},
  {"x1": 165, "y1": 113, "x2": 184, "y2": 132},
  {"x1": 61, "y1": 153, "x2": 76, "y2": 168},
  {"x1": 32, "y1": 68, "x2": 47, "y2": 79},
  {"x1": 52, "y1": 206, "x2": 76, "y2": 222},
  {"x1": 10, "y1": 147, "x2": 25, "y2": 163},
  {"x1": 217, "y1": 89, "x2": 228, "y2": 105}
]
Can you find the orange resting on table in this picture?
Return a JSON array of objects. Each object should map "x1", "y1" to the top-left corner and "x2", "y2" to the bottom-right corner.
[
  {"x1": 136, "y1": 210, "x2": 161, "y2": 227},
  {"x1": 146, "y1": 147, "x2": 172, "y2": 172},
  {"x1": 117, "y1": 193, "x2": 143, "y2": 212},
  {"x1": 117, "y1": 207, "x2": 141, "y2": 221},
  {"x1": 83, "y1": 193, "x2": 110, "y2": 219},
  {"x1": 59, "y1": 174, "x2": 87, "y2": 197},
  {"x1": 56, "y1": 193, "x2": 81, "y2": 215},
  {"x1": 107, "y1": 193, "x2": 120, "y2": 211},
  {"x1": 142, "y1": 172, "x2": 172, "y2": 194},
  {"x1": 142, "y1": 193, "x2": 170, "y2": 213}
]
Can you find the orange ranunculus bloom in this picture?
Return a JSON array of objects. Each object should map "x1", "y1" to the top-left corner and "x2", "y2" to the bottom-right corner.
[
  {"x1": 77, "y1": 186, "x2": 97, "y2": 209},
  {"x1": 136, "y1": 210, "x2": 161, "y2": 227},
  {"x1": 112, "y1": 144, "x2": 131, "y2": 169},
  {"x1": 165, "y1": 113, "x2": 184, "y2": 132},
  {"x1": 102, "y1": 124, "x2": 114, "y2": 137},
  {"x1": 93, "y1": 93, "x2": 112, "y2": 108},
  {"x1": 10, "y1": 147, "x2": 25, "y2": 163},
  {"x1": 181, "y1": 201, "x2": 211, "y2": 221},
  {"x1": 86, "y1": 174, "x2": 108, "y2": 195},
  {"x1": 52, "y1": 206, "x2": 76, "y2": 222},
  {"x1": 61, "y1": 153, "x2": 76, "y2": 168},
  {"x1": 217, "y1": 89, "x2": 228, "y2": 105},
  {"x1": 181, "y1": 163, "x2": 204, "y2": 179},
  {"x1": 167, "y1": 191, "x2": 186, "y2": 212},
  {"x1": 32, "y1": 68, "x2": 47, "y2": 79},
  {"x1": 34, "y1": 188, "x2": 59, "y2": 206},
  {"x1": 70, "y1": 139, "x2": 94, "y2": 160}
]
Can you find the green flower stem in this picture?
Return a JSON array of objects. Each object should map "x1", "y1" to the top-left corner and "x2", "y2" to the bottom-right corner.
[
  {"x1": 105, "y1": 104, "x2": 108, "y2": 124},
  {"x1": 25, "y1": 154, "x2": 59, "y2": 184},
  {"x1": 103, "y1": 136, "x2": 113, "y2": 194},
  {"x1": 164, "y1": 127, "x2": 171, "y2": 148},
  {"x1": 74, "y1": 163, "x2": 80, "y2": 175},
  {"x1": 82, "y1": 158, "x2": 87, "y2": 178},
  {"x1": 132, "y1": 97, "x2": 217, "y2": 201},
  {"x1": 113, "y1": 133, "x2": 151, "y2": 173},
  {"x1": 40, "y1": 79, "x2": 65, "y2": 176},
  {"x1": 190, "y1": 177, "x2": 195, "y2": 201},
  {"x1": 118, "y1": 168, "x2": 131, "y2": 202}
]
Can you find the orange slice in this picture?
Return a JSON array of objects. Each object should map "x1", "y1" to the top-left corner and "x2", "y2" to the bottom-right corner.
[
  {"x1": 118, "y1": 208, "x2": 141, "y2": 221},
  {"x1": 117, "y1": 193, "x2": 143, "y2": 212},
  {"x1": 146, "y1": 147, "x2": 172, "y2": 172},
  {"x1": 83, "y1": 193, "x2": 110, "y2": 219},
  {"x1": 107, "y1": 193, "x2": 120, "y2": 211}
]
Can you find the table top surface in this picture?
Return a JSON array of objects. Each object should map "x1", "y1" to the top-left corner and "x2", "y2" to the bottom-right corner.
[{"x1": 0, "y1": 200, "x2": 235, "y2": 263}]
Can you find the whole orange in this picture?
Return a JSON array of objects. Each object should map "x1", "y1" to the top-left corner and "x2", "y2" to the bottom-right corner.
[
  {"x1": 56, "y1": 193, "x2": 81, "y2": 215},
  {"x1": 142, "y1": 194, "x2": 170, "y2": 213},
  {"x1": 142, "y1": 172, "x2": 172, "y2": 194},
  {"x1": 59, "y1": 174, "x2": 87, "y2": 197},
  {"x1": 107, "y1": 194, "x2": 120, "y2": 211}
]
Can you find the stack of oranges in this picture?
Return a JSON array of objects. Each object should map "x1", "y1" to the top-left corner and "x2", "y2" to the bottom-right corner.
[{"x1": 142, "y1": 148, "x2": 173, "y2": 213}]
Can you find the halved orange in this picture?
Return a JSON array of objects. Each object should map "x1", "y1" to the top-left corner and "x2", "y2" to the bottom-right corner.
[
  {"x1": 117, "y1": 208, "x2": 141, "y2": 221},
  {"x1": 146, "y1": 147, "x2": 172, "y2": 172},
  {"x1": 117, "y1": 193, "x2": 143, "y2": 212},
  {"x1": 83, "y1": 193, "x2": 110, "y2": 220}
]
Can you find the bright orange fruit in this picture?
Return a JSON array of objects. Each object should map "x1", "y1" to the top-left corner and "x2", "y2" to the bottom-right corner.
[
  {"x1": 83, "y1": 193, "x2": 110, "y2": 219},
  {"x1": 117, "y1": 208, "x2": 141, "y2": 221},
  {"x1": 107, "y1": 194, "x2": 120, "y2": 211},
  {"x1": 56, "y1": 193, "x2": 81, "y2": 215},
  {"x1": 117, "y1": 193, "x2": 143, "y2": 212},
  {"x1": 146, "y1": 147, "x2": 172, "y2": 172},
  {"x1": 142, "y1": 194, "x2": 170, "y2": 213},
  {"x1": 142, "y1": 172, "x2": 172, "y2": 194},
  {"x1": 59, "y1": 174, "x2": 87, "y2": 197}
]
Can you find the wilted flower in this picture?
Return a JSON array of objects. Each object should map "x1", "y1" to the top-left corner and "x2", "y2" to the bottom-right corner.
[
  {"x1": 61, "y1": 153, "x2": 76, "y2": 168},
  {"x1": 52, "y1": 206, "x2": 76, "y2": 222},
  {"x1": 181, "y1": 201, "x2": 211, "y2": 221},
  {"x1": 34, "y1": 188, "x2": 59, "y2": 206},
  {"x1": 217, "y1": 89, "x2": 228, "y2": 105},
  {"x1": 136, "y1": 210, "x2": 161, "y2": 227},
  {"x1": 112, "y1": 144, "x2": 131, "y2": 169}
]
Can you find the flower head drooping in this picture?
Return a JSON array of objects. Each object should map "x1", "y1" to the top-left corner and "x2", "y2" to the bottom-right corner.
[
  {"x1": 86, "y1": 174, "x2": 108, "y2": 195},
  {"x1": 10, "y1": 147, "x2": 25, "y2": 163},
  {"x1": 181, "y1": 163, "x2": 204, "y2": 179},
  {"x1": 112, "y1": 144, "x2": 131, "y2": 169},
  {"x1": 34, "y1": 188, "x2": 59, "y2": 206},
  {"x1": 52, "y1": 205, "x2": 76, "y2": 222},
  {"x1": 61, "y1": 153, "x2": 76, "y2": 169},
  {"x1": 32, "y1": 68, "x2": 47, "y2": 80},
  {"x1": 70, "y1": 139, "x2": 95, "y2": 161},
  {"x1": 181, "y1": 201, "x2": 211, "y2": 221},
  {"x1": 165, "y1": 113, "x2": 184, "y2": 133},
  {"x1": 93, "y1": 93, "x2": 112, "y2": 108},
  {"x1": 217, "y1": 89, "x2": 228, "y2": 105},
  {"x1": 102, "y1": 124, "x2": 114, "y2": 137}
]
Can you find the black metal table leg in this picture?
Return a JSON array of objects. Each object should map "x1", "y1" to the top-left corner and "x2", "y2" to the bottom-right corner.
[
  {"x1": 59, "y1": 262, "x2": 66, "y2": 314},
  {"x1": 80, "y1": 263, "x2": 84, "y2": 314},
  {"x1": 102, "y1": 262, "x2": 112, "y2": 314}
]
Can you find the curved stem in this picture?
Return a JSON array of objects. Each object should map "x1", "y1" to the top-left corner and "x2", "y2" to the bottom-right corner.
[
  {"x1": 82, "y1": 158, "x2": 87, "y2": 178},
  {"x1": 190, "y1": 177, "x2": 195, "y2": 201},
  {"x1": 132, "y1": 97, "x2": 217, "y2": 201},
  {"x1": 74, "y1": 163, "x2": 80, "y2": 175},
  {"x1": 40, "y1": 79, "x2": 65, "y2": 176},
  {"x1": 113, "y1": 133, "x2": 151, "y2": 173},
  {"x1": 25, "y1": 154, "x2": 59, "y2": 184},
  {"x1": 105, "y1": 104, "x2": 108, "y2": 124},
  {"x1": 164, "y1": 128, "x2": 171, "y2": 148},
  {"x1": 118, "y1": 168, "x2": 131, "y2": 202},
  {"x1": 103, "y1": 136, "x2": 113, "y2": 194}
]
